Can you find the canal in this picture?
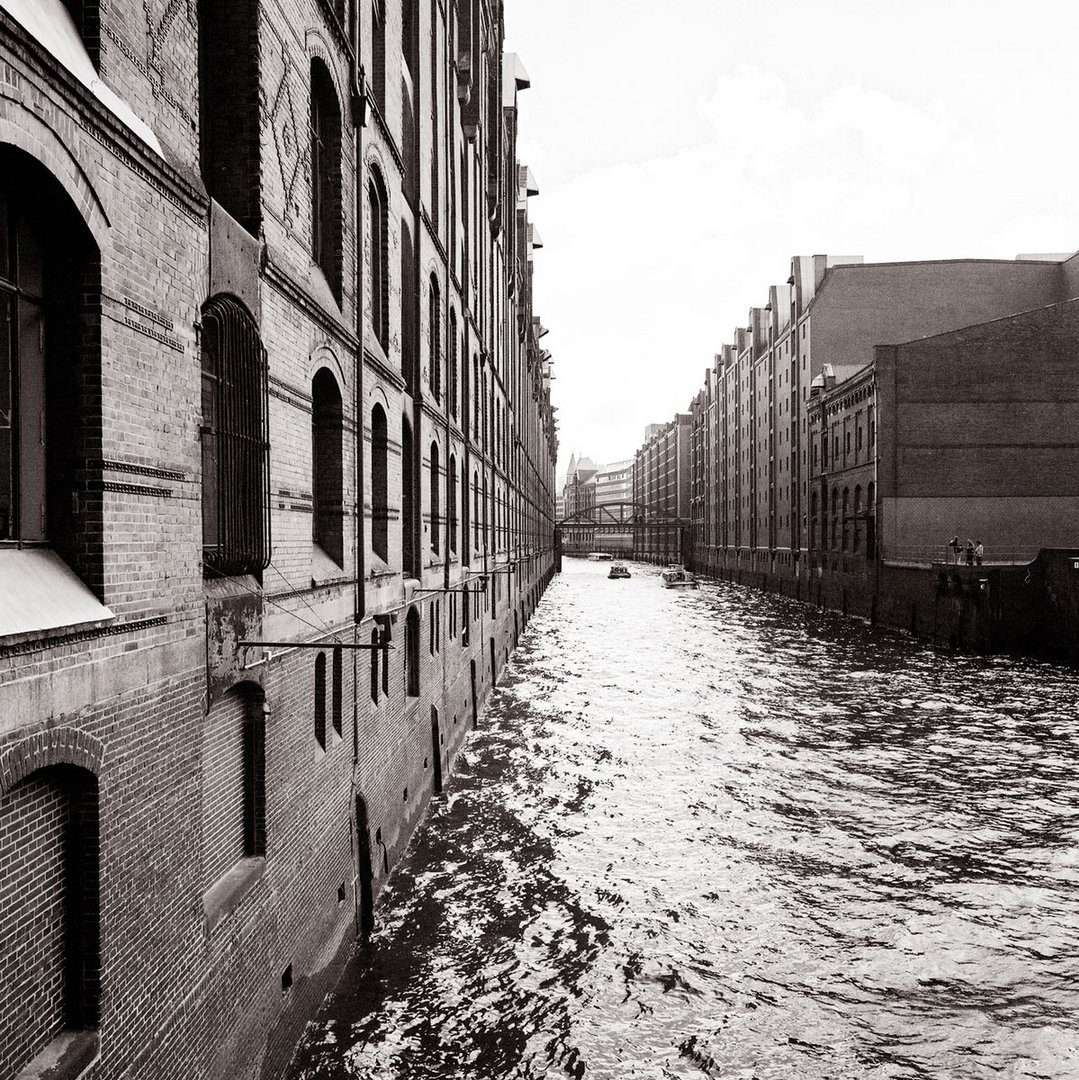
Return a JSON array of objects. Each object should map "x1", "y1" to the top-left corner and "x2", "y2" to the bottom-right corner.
[{"x1": 286, "y1": 558, "x2": 1079, "y2": 1080}]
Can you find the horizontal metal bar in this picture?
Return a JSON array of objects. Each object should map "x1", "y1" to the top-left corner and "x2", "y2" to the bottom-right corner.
[{"x1": 239, "y1": 640, "x2": 394, "y2": 651}]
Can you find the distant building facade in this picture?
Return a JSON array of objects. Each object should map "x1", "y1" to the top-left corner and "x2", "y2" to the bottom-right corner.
[
  {"x1": 631, "y1": 417, "x2": 692, "y2": 563},
  {"x1": 594, "y1": 459, "x2": 633, "y2": 553},
  {"x1": 674, "y1": 251, "x2": 1079, "y2": 658}
]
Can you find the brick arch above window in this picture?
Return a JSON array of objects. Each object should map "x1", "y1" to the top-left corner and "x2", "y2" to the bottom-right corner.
[
  {"x1": 309, "y1": 344, "x2": 347, "y2": 391},
  {"x1": 0, "y1": 126, "x2": 110, "y2": 246},
  {"x1": 0, "y1": 727, "x2": 105, "y2": 795}
]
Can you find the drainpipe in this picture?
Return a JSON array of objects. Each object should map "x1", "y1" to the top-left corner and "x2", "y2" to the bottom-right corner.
[{"x1": 350, "y1": 4, "x2": 367, "y2": 934}]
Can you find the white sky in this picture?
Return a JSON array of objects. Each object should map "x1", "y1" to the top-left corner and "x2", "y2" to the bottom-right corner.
[{"x1": 503, "y1": 0, "x2": 1079, "y2": 484}]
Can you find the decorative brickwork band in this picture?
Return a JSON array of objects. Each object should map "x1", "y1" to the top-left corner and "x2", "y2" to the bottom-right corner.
[{"x1": 0, "y1": 727, "x2": 106, "y2": 794}]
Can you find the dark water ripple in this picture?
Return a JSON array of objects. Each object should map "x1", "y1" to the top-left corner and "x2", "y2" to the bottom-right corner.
[{"x1": 287, "y1": 559, "x2": 1079, "y2": 1080}]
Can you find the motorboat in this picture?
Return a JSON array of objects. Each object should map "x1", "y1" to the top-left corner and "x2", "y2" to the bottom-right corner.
[
  {"x1": 587, "y1": 552, "x2": 613, "y2": 561},
  {"x1": 660, "y1": 565, "x2": 698, "y2": 589},
  {"x1": 608, "y1": 563, "x2": 631, "y2": 579}
]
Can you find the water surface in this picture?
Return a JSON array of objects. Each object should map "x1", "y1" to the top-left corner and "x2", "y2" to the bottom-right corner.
[{"x1": 288, "y1": 559, "x2": 1079, "y2": 1079}]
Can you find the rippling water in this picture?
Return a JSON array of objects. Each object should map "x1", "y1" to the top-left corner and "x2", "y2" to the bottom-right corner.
[{"x1": 287, "y1": 558, "x2": 1079, "y2": 1080}]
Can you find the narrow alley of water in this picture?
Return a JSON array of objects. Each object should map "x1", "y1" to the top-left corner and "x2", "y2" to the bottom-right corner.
[{"x1": 286, "y1": 558, "x2": 1079, "y2": 1080}]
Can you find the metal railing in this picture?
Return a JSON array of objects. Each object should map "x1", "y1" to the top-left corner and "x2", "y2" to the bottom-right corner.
[{"x1": 881, "y1": 545, "x2": 1039, "y2": 568}]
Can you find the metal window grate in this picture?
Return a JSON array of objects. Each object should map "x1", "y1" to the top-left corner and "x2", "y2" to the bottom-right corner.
[{"x1": 201, "y1": 296, "x2": 271, "y2": 576}]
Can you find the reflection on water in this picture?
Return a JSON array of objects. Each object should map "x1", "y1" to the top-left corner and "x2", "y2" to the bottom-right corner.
[{"x1": 287, "y1": 559, "x2": 1079, "y2": 1080}]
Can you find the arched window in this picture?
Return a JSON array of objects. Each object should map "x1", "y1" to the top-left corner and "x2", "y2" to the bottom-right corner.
[
  {"x1": 405, "y1": 607, "x2": 420, "y2": 696},
  {"x1": 201, "y1": 296, "x2": 271, "y2": 577},
  {"x1": 830, "y1": 487, "x2": 838, "y2": 550},
  {"x1": 310, "y1": 59, "x2": 342, "y2": 301},
  {"x1": 809, "y1": 490, "x2": 818, "y2": 549},
  {"x1": 430, "y1": 441, "x2": 440, "y2": 554},
  {"x1": 428, "y1": 275, "x2": 441, "y2": 403},
  {"x1": 368, "y1": 170, "x2": 388, "y2": 349},
  {"x1": 371, "y1": 0, "x2": 386, "y2": 115},
  {"x1": 402, "y1": 416, "x2": 417, "y2": 576},
  {"x1": 0, "y1": 150, "x2": 95, "y2": 561},
  {"x1": 472, "y1": 472, "x2": 480, "y2": 554},
  {"x1": 401, "y1": 218, "x2": 417, "y2": 395},
  {"x1": 332, "y1": 646, "x2": 343, "y2": 737},
  {"x1": 370, "y1": 628, "x2": 380, "y2": 703},
  {"x1": 449, "y1": 310, "x2": 458, "y2": 419},
  {"x1": 448, "y1": 455, "x2": 458, "y2": 555},
  {"x1": 841, "y1": 488, "x2": 850, "y2": 551},
  {"x1": 0, "y1": 764, "x2": 100, "y2": 1074},
  {"x1": 314, "y1": 651, "x2": 327, "y2": 748},
  {"x1": 853, "y1": 485, "x2": 862, "y2": 553},
  {"x1": 472, "y1": 354, "x2": 480, "y2": 438},
  {"x1": 371, "y1": 404, "x2": 389, "y2": 562},
  {"x1": 312, "y1": 368, "x2": 343, "y2": 567},
  {"x1": 198, "y1": 0, "x2": 260, "y2": 233}
]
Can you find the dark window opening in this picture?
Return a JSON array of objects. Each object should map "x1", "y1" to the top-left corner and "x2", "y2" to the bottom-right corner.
[
  {"x1": 402, "y1": 416, "x2": 418, "y2": 576},
  {"x1": 428, "y1": 275, "x2": 441, "y2": 402},
  {"x1": 370, "y1": 629, "x2": 379, "y2": 703},
  {"x1": 310, "y1": 59, "x2": 343, "y2": 302},
  {"x1": 198, "y1": 0, "x2": 260, "y2": 233},
  {"x1": 0, "y1": 152, "x2": 95, "y2": 570},
  {"x1": 368, "y1": 171, "x2": 389, "y2": 349},
  {"x1": 371, "y1": 1, "x2": 386, "y2": 115},
  {"x1": 401, "y1": 219, "x2": 417, "y2": 394},
  {"x1": 315, "y1": 652, "x2": 327, "y2": 748},
  {"x1": 405, "y1": 606, "x2": 420, "y2": 696},
  {"x1": 60, "y1": 0, "x2": 102, "y2": 68},
  {"x1": 430, "y1": 440, "x2": 440, "y2": 555},
  {"x1": 448, "y1": 454, "x2": 458, "y2": 555},
  {"x1": 312, "y1": 368, "x2": 344, "y2": 566},
  {"x1": 371, "y1": 404, "x2": 388, "y2": 562},
  {"x1": 332, "y1": 646, "x2": 343, "y2": 736},
  {"x1": 449, "y1": 310, "x2": 458, "y2": 419},
  {"x1": 201, "y1": 296, "x2": 270, "y2": 578}
]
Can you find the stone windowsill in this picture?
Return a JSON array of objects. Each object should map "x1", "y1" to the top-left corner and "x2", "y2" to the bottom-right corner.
[
  {"x1": 14, "y1": 1030, "x2": 99, "y2": 1080},
  {"x1": 203, "y1": 857, "x2": 265, "y2": 934}
]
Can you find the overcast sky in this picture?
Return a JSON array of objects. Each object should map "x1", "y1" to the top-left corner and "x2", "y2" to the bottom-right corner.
[{"x1": 503, "y1": 0, "x2": 1079, "y2": 484}]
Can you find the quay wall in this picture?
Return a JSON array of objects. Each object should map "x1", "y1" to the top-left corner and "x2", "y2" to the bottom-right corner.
[{"x1": 685, "y1": 547, "x2": 1079, "y2": 666}]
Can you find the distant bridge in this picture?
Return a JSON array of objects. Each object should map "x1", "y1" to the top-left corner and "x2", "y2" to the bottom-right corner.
[{"x1": 555, "y1": 501, "x2": 690, "y2": 562}]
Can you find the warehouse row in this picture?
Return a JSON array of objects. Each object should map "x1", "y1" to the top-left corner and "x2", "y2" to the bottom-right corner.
[{"x1": 633, "y1": 253, "x2": 1079, "y2": 659}]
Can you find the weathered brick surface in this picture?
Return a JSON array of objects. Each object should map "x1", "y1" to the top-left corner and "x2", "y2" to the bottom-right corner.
[{"x1": 0, "y1": 1, "x2": 556, "y2": 1078}]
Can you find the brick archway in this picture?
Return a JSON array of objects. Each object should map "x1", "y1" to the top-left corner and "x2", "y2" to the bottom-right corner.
[{"x1": 0, "y1": 727, "x2": 106, "y2": 795}]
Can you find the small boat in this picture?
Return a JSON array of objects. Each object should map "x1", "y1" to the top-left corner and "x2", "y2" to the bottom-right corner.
[
  {"x1": 660, "y1": 565, "x2": 698, "y2": 589},
  {"x1": 587, "y1": 552, "x2": 613, "y2": 561},
  {"x1": 608, "y1": 563, "x2": 631, "y2": 579}
]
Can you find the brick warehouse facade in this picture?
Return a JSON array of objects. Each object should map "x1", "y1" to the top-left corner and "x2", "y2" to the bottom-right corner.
[
  {"x1": 647, "y1": 252, "x2": 1079, "y2": 660},
  {"x1": 0, "y1": 2, "x2": 557, "y2": 1079},
  {"x1": 631, "y1": 416, "x2": 691, "y2": 565}
]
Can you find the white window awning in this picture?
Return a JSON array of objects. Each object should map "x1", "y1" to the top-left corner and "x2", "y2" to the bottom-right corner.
[{"x1": 0, "y1": 548, "x2": 114, "y2": 639}]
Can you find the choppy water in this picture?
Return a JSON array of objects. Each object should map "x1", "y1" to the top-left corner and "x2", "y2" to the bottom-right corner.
[{"x1": 286, "y1": 558, "x2": 1079, "y2": 1080}]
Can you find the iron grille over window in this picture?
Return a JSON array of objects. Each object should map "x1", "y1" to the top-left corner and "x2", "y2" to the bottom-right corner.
[{"x1": 201, "y1": 296, "x2": 271, "y2": 577}]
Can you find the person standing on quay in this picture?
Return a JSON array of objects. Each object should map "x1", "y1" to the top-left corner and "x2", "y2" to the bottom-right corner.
[
  {"x1": 949, "y1": 535, "x2": 962, "y2": 564},
  {"x1": 966, "y1": 539, "x2": 975, "y2": 565},
  {"x1": 975, "y1": 540, "x2": 984, "y2": 566}
]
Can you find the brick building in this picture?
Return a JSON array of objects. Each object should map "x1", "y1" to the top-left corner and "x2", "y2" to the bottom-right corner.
[
  {"x1": 631, "y1": 416, "x2": 691, "y2": 563},
  {"x1": 0, "y1": 2, "x2": 556, "y2": 1079},
  {"x1": 671, "y1": 250, "x2": 1079, "y2": 655},
  {"x1": 682, "y1": 254, "x2": 1079, "y2": 579}
]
